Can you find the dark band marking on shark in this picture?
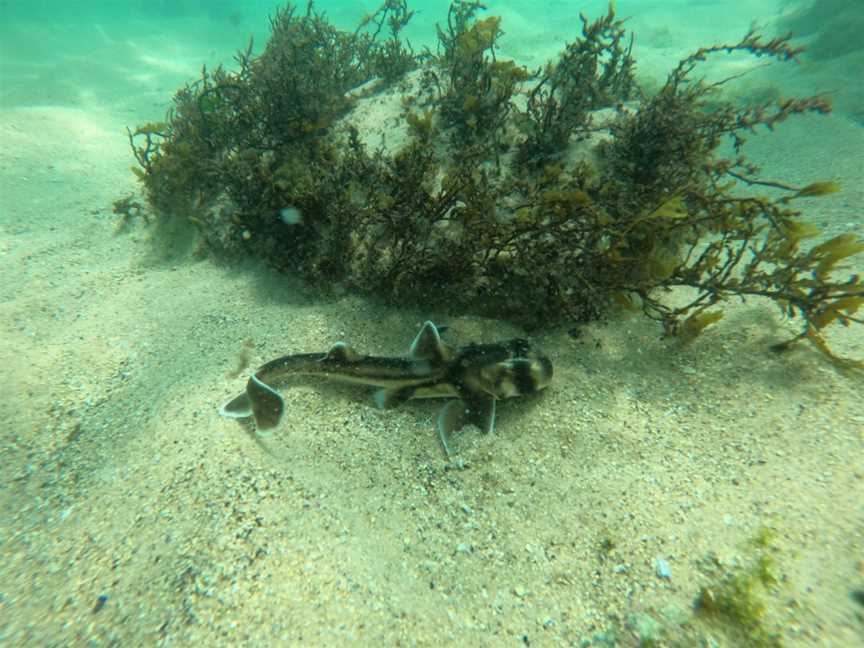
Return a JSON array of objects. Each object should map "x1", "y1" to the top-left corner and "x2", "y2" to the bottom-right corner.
[{"x1": 219, "y1": 321, "x2": 553, "y2": 457}]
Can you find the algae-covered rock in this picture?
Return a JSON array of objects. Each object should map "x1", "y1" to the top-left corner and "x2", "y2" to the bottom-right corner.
[{"x1": 128, "y1": 1, "x2": 864, "y2": 365}]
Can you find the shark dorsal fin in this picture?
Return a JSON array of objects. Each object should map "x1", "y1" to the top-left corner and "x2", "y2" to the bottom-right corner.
[
  {"x1": 408, "y1": 321, "x2": 451, "y2": 362},
  {"x1": 324, "y1": 342, "x2": 360, "y2": 362}
]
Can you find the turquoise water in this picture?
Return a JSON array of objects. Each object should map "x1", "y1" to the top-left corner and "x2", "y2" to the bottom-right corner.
[
  {"x1": 1, "y1": 2, "x2": 863, "y2": 646},
  {"x1": 2, "y1": 1, "x2": 861, "y2": 117}
]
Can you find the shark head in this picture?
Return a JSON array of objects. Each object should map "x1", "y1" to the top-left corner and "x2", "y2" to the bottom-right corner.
[{"x1": 435, "y1": 337, "x2": 553, "y2": 457}]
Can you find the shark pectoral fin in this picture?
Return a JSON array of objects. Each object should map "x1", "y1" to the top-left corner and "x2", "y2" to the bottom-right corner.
[
  {"x1": 436, "y1": 396, "x2": 497, "y2": 457},
  {"x1": 437, "y1": 399, "x2": 469, "y2": 458},
  {"x1": 465, "y1": 396, "x2": 497, "y2": 435},
  {"x1": 373, "y1": 386, "x2": 416, "y2": 409},
  {"x1": 247, "y1": 374, "x2": 284, "y2": 430},
  {"x1": 219, "y1": 392, "x2": 253, "y2": 419}
]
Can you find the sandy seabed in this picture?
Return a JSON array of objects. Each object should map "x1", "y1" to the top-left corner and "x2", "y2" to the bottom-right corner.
[{"x1": 1, "y1": 10, "x2": 863, "y2": 648}]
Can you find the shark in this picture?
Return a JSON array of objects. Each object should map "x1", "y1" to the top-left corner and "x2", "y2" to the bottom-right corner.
[{"x1": 219, "y1": 321, "x2": 553, "y2": 456}]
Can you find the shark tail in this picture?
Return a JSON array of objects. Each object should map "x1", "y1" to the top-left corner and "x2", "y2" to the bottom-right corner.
[{"x1": 219, "y1": 373, "x2": 285, "y2": 431}]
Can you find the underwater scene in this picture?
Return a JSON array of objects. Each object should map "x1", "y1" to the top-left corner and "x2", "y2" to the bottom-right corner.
[{"x1": 1, "y1": 0, "x2": 863, "y2": 645}]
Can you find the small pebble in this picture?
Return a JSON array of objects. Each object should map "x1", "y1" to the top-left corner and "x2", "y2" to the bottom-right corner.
[
  {"x1": 654, "y1": 556, "x2": 672, "y2": 580},
  {"x1": 92, "y1": 594, "x2": 108, "y2": 614}
]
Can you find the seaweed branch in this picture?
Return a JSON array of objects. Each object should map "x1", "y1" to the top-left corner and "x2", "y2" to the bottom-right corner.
[{"x1": 515, "y1": 3, "x2": 635, "y2": 169}]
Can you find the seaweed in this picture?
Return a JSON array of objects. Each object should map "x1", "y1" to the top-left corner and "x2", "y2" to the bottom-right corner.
[
  {"x1": 596, "y1": 28, "x2": 862, "y2": 366},
  {"x1": 515, "y1": 4, "x2": 635, "y2": 170},
  {"x1": 693, "y1": 529, "x2": 784, "y2": 647},
  {"x1": 434, "y1": 1, "x2": 528, "y2": 148},
  {"x1": 111, "y1": 194, "x2": 146, "y2": 233},
  {"x1": 127, "y1": 1, "x2": 864, "y2": 367},
  {"x1": 127, "y1": 1, "x2": 418, "y2": 213},
  {"x1": 355, "y1": 0, "x2": 419, "y2": 83}
]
